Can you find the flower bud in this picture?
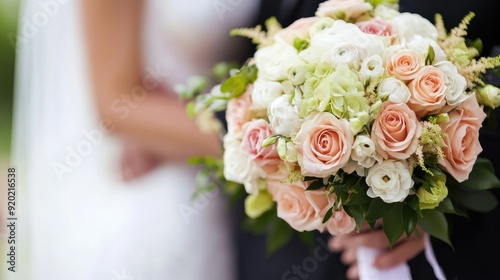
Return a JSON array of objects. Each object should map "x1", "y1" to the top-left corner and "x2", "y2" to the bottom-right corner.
[
  {"x1": 477, "y1": 85, "x2": 500, "y2": 109},
  {"x1": 417, "y1": 178, "x2": 448, "y2": 210},
  {"x1": 245, "y1": 190, "x2": 274, "y2": 219}
]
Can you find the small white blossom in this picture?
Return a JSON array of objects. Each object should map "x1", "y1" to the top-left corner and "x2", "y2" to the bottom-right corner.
[{"x1": 366, "y1": 160, "x2": 413, "y2": 203}]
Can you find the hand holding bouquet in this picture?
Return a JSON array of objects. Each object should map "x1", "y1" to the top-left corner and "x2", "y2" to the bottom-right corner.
[{"x1": 182, "y1": 0, "x2": 500, "y2": 251}]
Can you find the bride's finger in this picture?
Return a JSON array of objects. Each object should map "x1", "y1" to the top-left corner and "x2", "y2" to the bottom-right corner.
[
  {"x1": 328, "y1": 234, "x2": 350, "y2": 252},
  {"x1": 340, "y1": 247, "x2": 357, "y2": 265},
  {"x1": 346, "y1": 263, "x2": 359, "y2": 280},
  {"x1": 373, "y1": 232, "x2": 426, "y2": 269}
]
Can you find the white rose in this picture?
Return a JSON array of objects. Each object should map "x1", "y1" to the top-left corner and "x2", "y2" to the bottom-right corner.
[
  {"x1": 360, "y1": 55, "x2": 385, "y2": 83},
  {"x1": 268, "y1": 94, "x2": 303, "y2": 137},
  {"x1": 251, "y1": 79, "x2": 284, "y2": 110},
  {"x1": 223, "y1": 134, "x2": 265, "y2": 194},
  {"x1": 374, "y1": 3, "x2": 400, "y2": 20},
  {"x1": 366, "y1": 160, "x2": 414, "y2": 203},
  {"x1": 391, "y1": 13, "x2": 438, "y2": 42},
  {"x1": 405, "y1": 35, "x2": 447, "y2": 62},
  {"x1": 255, "y1": 40, "x2": 302, "y2": 81},
  {"x1": 378, "y1": 77, "x2": 411, "y2": 104},
  {"x1": 435, "y1": 61, "x2": 468, "y2": 106}
]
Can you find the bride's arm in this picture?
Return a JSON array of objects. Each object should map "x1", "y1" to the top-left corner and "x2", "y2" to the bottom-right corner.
[{"x1": 81, "y1": 0, "x2": 221, "y2": 161}]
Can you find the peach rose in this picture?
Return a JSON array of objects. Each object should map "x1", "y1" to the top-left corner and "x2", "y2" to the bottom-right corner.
[
  {"x1": 386, "y1": 49, "x2": 423, "y2": 82},
  {"x1": 267, "y1": 180, "x2": 335, "y2": 232},
  {"x1": 241, "y1": 119, "x2": 281, "y2": 173},
  {"x1": 326, "y1": 208, "x2": 356, "y2": 235},
  {"x1": 226, "y1": 85, "x2": 253, "y2": 135},
  {"x1": 295, "y1": 112, "x2": 353, "y2": 178},
  {"x1": 408, "y1": 66, "x2": 448, "y2": 118},
  {"x1": 356, "y1": 18, "x2": 395, "y2": 37},
  {"x1": 372, "y1": 103, "x2": 422, "y2": 160},
  {"x1": 439, "y1": 94, "x2": 486, "y2": 182},
  {"x1": 316, "y1": 0, "x2": 373, "y2": 22},
  {"x1": 276, "y1": 17, "x2": 319, "y2": 44}
]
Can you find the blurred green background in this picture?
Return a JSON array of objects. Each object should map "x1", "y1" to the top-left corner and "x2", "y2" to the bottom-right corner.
[{"x1": 0, "y1": 0, "x2": 19, "y2": 162}]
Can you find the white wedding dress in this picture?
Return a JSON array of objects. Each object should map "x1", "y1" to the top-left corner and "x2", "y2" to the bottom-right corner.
[{"x1": 8, "y1": 0, "x2": 258, "y2": 279}]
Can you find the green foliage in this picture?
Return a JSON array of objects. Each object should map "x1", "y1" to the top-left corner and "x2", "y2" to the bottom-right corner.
[
  {"x1": 266, "y1": 217, "x2": 294, "y2": 255},
  {"x1": 293, "y1": 37, "x2": 309, "y2": 52},
  {"x1": 425, "y1": 45, "x2": 436, "y2": 65},
  {"x1": 220, "y1": 64, "x2": 258, "y2": 98},
  {"x1": 383, "y1": 203, "x2": 405, "y2": 247},
  {"x1": 418, "y1": 209, "x2": 452, "y2": 248}
]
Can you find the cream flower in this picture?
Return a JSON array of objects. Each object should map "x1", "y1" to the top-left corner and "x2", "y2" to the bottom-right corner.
[{"x1": 366, "y1": 160, "x2": 413, "y2": 203}]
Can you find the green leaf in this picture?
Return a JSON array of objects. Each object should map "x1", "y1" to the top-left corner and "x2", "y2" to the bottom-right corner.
[
  {"x1": 322, "y1": 206, "x2": 334, "y2": 223},
  {"x1": 425, "y1": 45, "x2": 435, "y2": 65},
  {"x1": 402, "y1": 204, "x2": 418, "y2": 238},
  {"x1": 449, "y1": 157, "x2": 500, "y2": 191},
  {"x1": 307, "y1": 180, "x2": 326, "y2": 191},
  {"x1": 382, "y1": 203, "x2": 404, "y2": 247},
  {"x1": 242, "y1": 208, "x2": 274, "y2": 235},
  {"x1": 344, "y1": 179, "x2": 371, "y2": 206},
  {"x1": 434, "y1": 197, "x2": 465, "y2": 216},
  {"x1": 298, "y1": 231, "x2": 316, "y2": 253},
  {"x1": 405, "y1": 195, "x2": 422, "y2": 217},
  {"x1": 449, "y1": 188, "x2": 498, "y2": 213},
  {"x1": 220, "y1": 65, "x2": 257, "y2": 98},
  {"x1": 365, "y1": 198, "x2": 394, "y2": 222},
  {"x1": 418, "y1": 209, "x2": 452, "y2": 248},
  {"x1": 266, "y1": 218, "x2": 294, "y2": 255},
  {"x1": 345, "y1": 205, "x2": 364, "y2": 231}
]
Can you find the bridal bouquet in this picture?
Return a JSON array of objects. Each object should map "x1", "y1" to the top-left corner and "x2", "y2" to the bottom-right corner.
[{"x1": 182, "y1": 0, "x2": 500, "y2": 250}]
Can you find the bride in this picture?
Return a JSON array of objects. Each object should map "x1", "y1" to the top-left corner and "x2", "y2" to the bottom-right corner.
[{"x1": 9, "y1": 0, "x2": 258, "y2": 279}]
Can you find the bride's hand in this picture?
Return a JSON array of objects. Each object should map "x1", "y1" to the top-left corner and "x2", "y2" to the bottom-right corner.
[
  {"x1": 120, "y1": 139, "x2": 161, "y2": 181},
  {"x1": 328, "y1": 223, "x2": 426, "y2": 280}
]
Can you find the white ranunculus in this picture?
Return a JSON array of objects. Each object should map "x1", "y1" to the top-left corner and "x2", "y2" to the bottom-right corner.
[
  {"x1": 391, "y1": 13, "x2": 438, "y2": 42},
  {"x1": 322, "y1": 42, "x2": 367, "y2": 70},
  {"x1": 366, "y1": 160, "x2": 414, "y2": 203},
  {"x1": 360, "y1": 55, "x2": 384, "y2": 83},
  {"x1": 254, "y1": 40, "x2": 302, "y2": 81},
  {"x1": 268, "y1": 95, "x2": 303, "y2": 137},
  {"x1": 251, "y1": 79, "x2": 284, "y2": 110},
  {"x1": 223, "y1": 134, "x2": 265, "y2": 194},
  {"x1": 351, "y1": 135, "x2": 382, "y2": 168},
  {"x1": 378, "y1": 77, "x2": 411, "y2": 104},
  {"x1": 310, "y1": 21, "x2": 386, "y2": 68},
  {"x1": 406, "y1": 35, "x2": 447, "y2": 62},
  {"x1": 287, "y1": 64, "x2": 309, "y2": 86},
  {"x1": 374, "y1": 3, "x2": 400, "y2": 20},
  {"x1": 435, "y1": 61, "x2": 468, "y2": 106}
]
